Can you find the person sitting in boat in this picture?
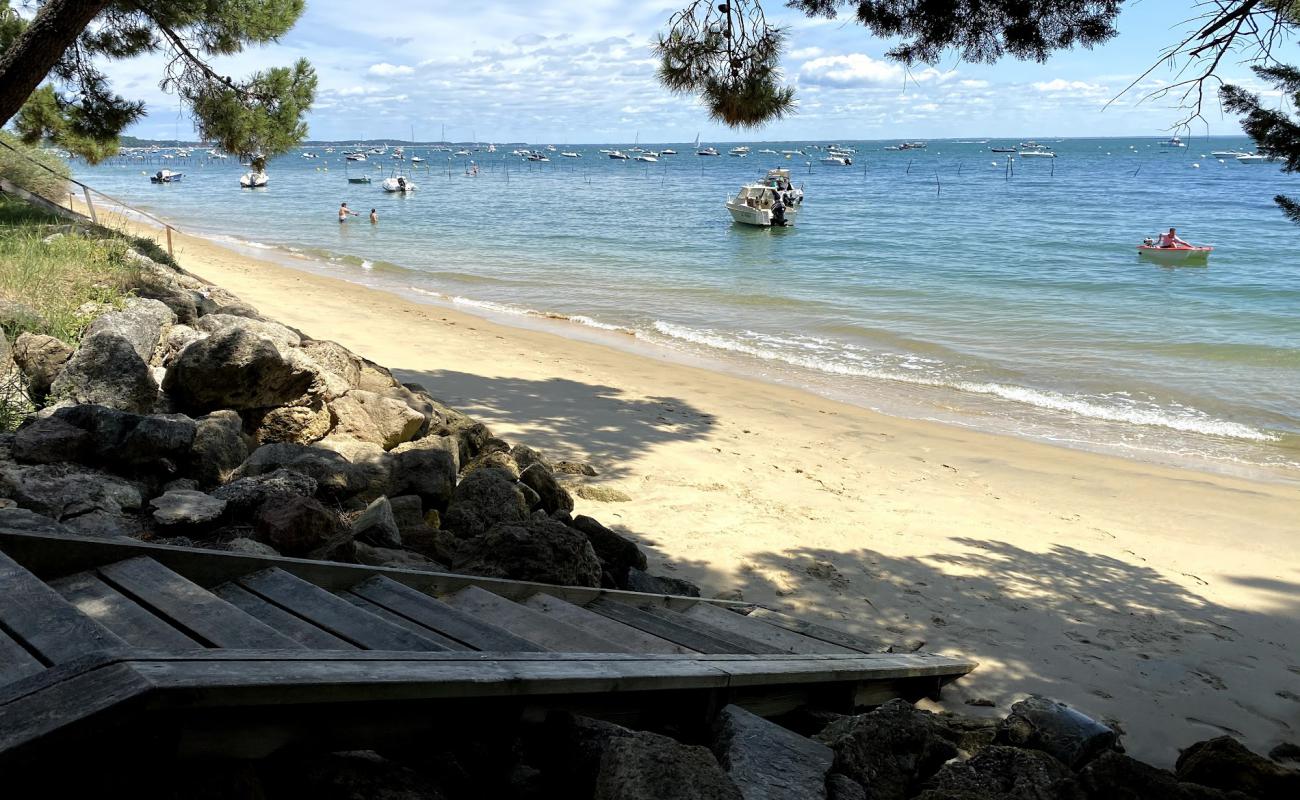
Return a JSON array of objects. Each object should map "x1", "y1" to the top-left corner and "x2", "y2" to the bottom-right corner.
[{"x1": 1156, "y1": 227, "x2": 1190, "y2": 248}]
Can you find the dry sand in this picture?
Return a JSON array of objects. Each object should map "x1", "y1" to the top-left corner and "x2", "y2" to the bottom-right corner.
[{"x1": 123, "y1": 219, "x2": 1300, "y2": 767}]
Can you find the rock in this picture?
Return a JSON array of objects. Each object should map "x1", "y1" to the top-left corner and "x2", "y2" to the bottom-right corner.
[
  {"x1": 235, "y1": 440, "x2": 390, "y2": 502},
  {"x1": 815, "y1": 699, "x2": 960, "y2": 800},
  {"x1": 12, "y1": 415, "x2": 93, "y2": 464},
  {"x1": 1271, "y1": 742, "x2": 1300, "y2": 767},
  {"x1": 570, "y1": 514, "x2": 647, "y2": 587},
  {"x1": 518, "y1": 463, "x2": 574, "y2": 514},
  {"x1": 826, "y1": 775, "x2": 867, "y2": 800},
  {"x1": 510, "y1": 443, "x2": 551, "y2": 472},
  {"x1": 150, "y1": 489, "x2": 226, "y2": 530},
  {"x1": 190, "y1": 410, "x2": 248, "y2": 487},
  {"x1": 119, "y1": 413, "x2": 196, "y2": 465},
  {"x1": 253, "y1": 495, "x2": 346, "y2": 556},
  {"x1": 247, "y1": 402, "x2": 331, "y2": 445},
  {"x1": 460, "y1": 449, "x2": 521, "y2": 479},
  {"x1": 626, "y1": 568, "x2": 702, "y2": 597},
  {"x1": 453, "y1": 518, "x2": 602, "y2": 587},
  {"x1": 50, "y1": 332, "x2": 158, "y2": 412},
  {"x1": 713, "y1": 704, "x2": 833, "y2": 800},
  {"x1": 388, "y1": 495, "x2": 426, "y2": 530},
  {"x1": 313, "y1": 436, "x2": 393, "y2": 501},
  {"x1": 63, "y1": 509, "x2": 138, "y2": 538},
  {"x1": 595, "y1": 730, "x2": 743, "y2": 800},
  {"x1": 937, "y1": 713, "x2": 1001, "y2": 757},
  {"x1": 353, "y1": 496, "x2": 402, "y2": 548},
  {"x1": 158, "y1": 324, "x2": 205, "y2": 366},
  {"x1": 998, "y1": 695, "x2": 1117, "y2": 770},
  {"x1": 917, "y1": 745, "x2": 1082, "y2": 800},
  {"x1": 0, "y1": 506, "x2": 74, "y2": 535},
  {"x1": 11, "y1": 333, "x2": 72, "y2": 400},
  {"x1": 211, "y1": 302, "x2": 261, "y2": 318},
  {"x1": 352, "y1": 541, "x2": 446, "y2": 572},
  {"x1": 556, "y1": 459, "x2": 599, "y2": 476},
  {"x1": 575, "y1": 484, "x2": 632, "y2": 502},
  {"x1": 442, "y1": 467, "x2": 530, "y2": 538},
  {"x1": 196, "y1": 313, "x2": 301, "y2": 350},
  {"x1": 163, "y1": 328, "x2": 314, "y2": 413},
  {"x1": 1078, "y1": 751, "x2": 1243, "y2": 800},
  {"x1": 217, "y1": 537, "x2": 280, "y2": 557},
  {"x1": 134, "y1": 261, "x2": 202, "y2": 323},
  {"x1": 212, "y1": 468, "x2": 318, "y2": 517},
  {"x1": 401, "y1": 526, "x2": 462, "y2": 565},
  {"x1": 298, "y1": 339, "x2": 363, "y2": 388},
  {"x1": 0, "y1": 462, "x2": 143, "y2": 522},
  {"x1": 327, "y1": 393, "x2": 386, "y2": 445},
  {"x1": 357, "y1": 356, "x2": 399, "y2": 391},
  {"x1": 1176, "y1": 736, "x2": 1300, "y2": 798},
  {"x1": 347, "y1": 389, "x2": 424, "y2": 449},
  {"x1": 262, "y1": 750, "x2": 448, "y2": 800},
  {"x1": 85, "y1": 297, "x2": 175, "y2": 362},
  {"x1": 388, "y1": 437, "x2": 458, "y2": 510}
]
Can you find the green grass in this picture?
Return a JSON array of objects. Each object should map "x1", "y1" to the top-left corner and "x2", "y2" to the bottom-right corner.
[{"x1": 0, "y1": 131, "x2": 71, "y2": 202}]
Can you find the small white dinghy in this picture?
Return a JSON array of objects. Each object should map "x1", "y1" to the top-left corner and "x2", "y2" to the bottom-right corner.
[
  {"x1": 381, "y1": 174, "x2": 417, "y2": 192},
  {"x1": 239, "y1": 171, "x2": 268, "y2": 188}
]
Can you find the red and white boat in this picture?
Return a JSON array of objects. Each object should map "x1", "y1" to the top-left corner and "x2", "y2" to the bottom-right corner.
[{"x1": 1137, "y1": 244, "x2": 1212, "y2": 264}]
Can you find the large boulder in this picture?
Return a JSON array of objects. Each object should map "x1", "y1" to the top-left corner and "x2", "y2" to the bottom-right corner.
[
  {"x1": 460, "y1": 449, "x2": 521, "y2": 479},
  {"x1": 1175, "y1": 737, "x2": 1300, "y2": 799},
  {"x1": 246, "y1": 402, "x2": 331, "y2": 446},
  {"x1": 595, "y1": 729, "x2": 743, "y2": 800},
  {"x1": 150, "y1": 489, "x2": 226, "y2": 531},
  {"x1": 998, "y1": 695, "x2": 1117, "y2": 770},
  {"x1": 442, "y1": 467, "x2": 529, "y2": 538},
  {"x1": 134, "y1": 259, "x2": 203, "y2": 323},
  {"x1": 518, "y1": 463, "x2": 574, "y2": 514},
  {"x1": 253, "y1": 495, "x2": 346, "y2": 556},
  {"x1": 195, "y1": 313, "x2": 301, "y2": 350},
  {"x1": 916, "y1": 745, "x2": 1082, "y2": 800},
  {"x1": 84, "y1": 297, "x2": 175, "y2": 362},
  {"x1": 212, "y1": 468, "x2": 317, "y2": 517},
  {"x1": 0, "y1": 462, "x2": 141, "y2": 536},
  {"x1": 158, "y1": 324, "x2": 206, "y2": 366},
  {"x1": 570, "y1": 514, "x2": 646, "y2": 588},
  {"x1": 298, "y1": 339, "x2": 363, "y2": 388},
  {"x1": 815, "y1": 699, "x2": 961, "y2": 800},
  {"x1": 347, "y1": 390, "x2": 425, "y2": 449},
  {"x1": 352, "y1": 541, "x2": 446, "y2": 572},
  {"x1": 236, "y1": 440, "x2": 392, "y2": 503},
  {"x1": 626, "y1": 568, "x2": 702, "y2": 597},
  {"x1": 50, "y1": 332, "x2": 158, "y2": 412},
  {"x1": 1079, "y1": 751, "x2": 1243, "y2": 800},
  {"x1": 190, "y1": 410, "x2": 248, "y2": 487},
  {"x1": 13, "y1": 405, "x2": 197, "y2": 474},
  {"x1": 327, "y1": 394, "x2": 386, "y2": 446},
  {"x1": 353, "y1": 496, "x2": 402, "y2": 548},
  {"x1": 12, "y1": 414, "x2": 93, "y2": 464},
  {"x1": 12, "y1": 332, "x2": 72, "y2": 400},
  {"x1": 712, "y1": 704, "x2": 833, "y2": 800},
  {"x1": 0, "y1": 506, "x2": 75, "y2": 535},
  {"x1": 388, "y1": 437, "x2": 458, "y2": 510},
  {"x1": 163, "y1": 328, "x2": 314, "y2": 413},
  {"x1": 453, "y1": 517, "x2": 602, "y2": 587}
]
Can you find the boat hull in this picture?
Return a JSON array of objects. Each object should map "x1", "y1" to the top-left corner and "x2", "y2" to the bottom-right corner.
[
  {"x1": 726, "y1": 202, "x2": 797, "y2": 227},
  {"x1": 1137, "y1": 245, "x2": 1211, "y2": 264}
]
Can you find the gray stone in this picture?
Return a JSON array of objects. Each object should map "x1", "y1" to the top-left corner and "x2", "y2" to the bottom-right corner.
[
  {"x1": 460, "y1": 449, "x2": 521, "y2": 479},
  {"x1": 357, "y1": 357, "x2": 399, "y2": 391},
  {"x1": 626, "y1": 568, "x2": 702, "y2": 597},
  {"x1": 510, "y1": 443, "x2": 551, "y2": 472},
  {"x1": 163, "y1": 328, "x2": 314, "y2": 413},
  {"x1": 298, "y1": 339, "x2": 363, "y2": 388},
  {"x1": 1175, "y1": 736, "x2": 1300, "y2": 798},
  {"x1": 713, "y1": 704, "x2": 833, "y2": 800},
  {"x1": 150, "y1": 489, "x2": 226, "y2": 529},
  {"x1": 0, "y1": 506, "x2": 74, "y2": 535},
  {"x1": 570, "y1": 514, "x2": 646, "y2": 587},
  {"x1": 134, "y1": 261, "x2": 202, "y2": 323},
  {"x1": 313, "y1": 436, "x2": 393, "y2": 501},
  {"x1": 917, "y1": 745, "x2": 1082, "y2": 800},
  {"x1": 217, "y1": 537, "x2": 280, "y2": 557},
  {"x1": 518, "y1": 462, "x2": 574, "y2": 514},
  {"x1": 12, "y1": 415, "x2": 93, "y2": 464},
  {"x1": 63, "y1": 509, "x2": 137, "y2": 538},
  {"x1": 353, "y1": 495, "x2": 402, "y2": 548},
  {"x1": 247, "y1": 402, "x2": 331, "y2": 445},
  {"x1": 595, "y1": 730, "x2": 743, "y2": 800},
  {"x1": 85, "y1": 297, "x2": 175, "y2": 362},
  {"x1": 158, "y1": 324, "x2": 205, "y2": 366},
  {"x1": 163, "y1": 478, "x2": 200, "y2": 493},
  {"x1": 211, "y1": 468, "x2": 317, "y2": 517},
  {"x1": 327, "y1": 393, "x2": 386, "y2": 446},
  {"x1": 825, "y1": 775, "x2": 867, "y2": 800},
  {"x1": 556, "y1": 459, "x2": 599, "y2": 477},
  {"x1": 1079, "y1": 751, "x2": 1241, "y2": 800},
  {"x1": 196, "y1": 313, "x2": 301, "y2": 350},
  {"x1": 388, "y1": 494, "x2": 426, "y2": 529},
  {"x1": 453, "y1": 517, "x2": 602, "y2": 587},
  {"x1": 388, "y1": 436, "x2": 458, "y2": 509},
  {"x1": 11, "y1": 333, "x2": 72, "y2": 400},
  {"x1": 0, "y1": 461, "x2": 143, "y2": 521},
  {"x1": 119, "y1": 413, "x2": 196, "y2": 464},
  {"x1": 814, "y1": 699, "x2": 961, "y2": 800},
  {"x1": 998, "y1": 695, "x2": 1117, "y2": 769},
  {"x1": 442, "y1": 466, "x2": 529, "y2": 538},
  {"x1": 253, "y1": 494, "x2": 345, "y2": 556},
  {"x1": 401, "y1": 526, "x2": 462, "y2": 565},
  {"x1": 575, "y1": 484, "x2": 633, "y2": 503},
  {"x1": 348, "y1": 389, "x2": 425, "y2": 449},
  {"x1": 15, "y1": 405, "x2": 196, "y2": 470},
  {"x1": 352, "y1": 541, "x2": 446, "y2": 572},
  {"x1": 50, "y1": 332, "x2": 158, "y2": 412},
  {"x1": 190, "y1": 410, "x2": 248, "y2": 487}
]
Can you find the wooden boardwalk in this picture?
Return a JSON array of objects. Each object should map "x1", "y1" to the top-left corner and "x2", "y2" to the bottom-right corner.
[{"x1": 0, "y1": 530, "x2": 975, "y2": 764}]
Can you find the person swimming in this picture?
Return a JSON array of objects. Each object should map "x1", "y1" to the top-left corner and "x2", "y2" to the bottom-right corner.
[{"x1": 369, "y1": 208, "x2": 378, "y2": 224}]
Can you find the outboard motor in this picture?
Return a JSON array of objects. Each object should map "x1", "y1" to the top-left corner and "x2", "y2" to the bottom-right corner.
[{"x1": 772, "y1": 200, "x2": 787, "y2": 227}]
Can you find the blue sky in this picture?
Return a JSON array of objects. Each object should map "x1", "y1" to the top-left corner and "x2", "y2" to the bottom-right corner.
[{"x1": 105, "y1": 0, "x2": 1280, "y2": 143}]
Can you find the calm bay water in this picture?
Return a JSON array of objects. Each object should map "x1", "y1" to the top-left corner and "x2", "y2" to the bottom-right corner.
[{"x1": 76, "y1": 137, "x2": 1300, "y2": 479}]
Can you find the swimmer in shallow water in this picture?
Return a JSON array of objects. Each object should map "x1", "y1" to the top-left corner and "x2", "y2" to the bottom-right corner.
[{"x1": 339, "y1": 202, "x2": 358, "y2": 223}]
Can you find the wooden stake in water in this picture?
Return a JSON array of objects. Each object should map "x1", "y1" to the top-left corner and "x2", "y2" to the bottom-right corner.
[
  {"x1": 934, "y1": 170, "x2": 941, "y2": 198},
  {"x1": 906, "y1": 159, "x2": 913, "y2": 174}
]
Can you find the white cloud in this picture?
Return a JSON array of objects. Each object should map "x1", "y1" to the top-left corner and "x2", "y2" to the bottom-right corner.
[
  {"x1": 1032, "y1": 79, "x2": 1108, "y2": 95},
  {"x1": 368, "y1": 62, "x2": 415, "y2": 78},
  {"x1": 959, "y1": 79, "x2": 989, "y2": 89},
  {"x1": 801, "y1": 53, "x2": 903, "y2": 86},
  {"x1": 788, "y1": 46, "x2": 823, "y2": 60}
]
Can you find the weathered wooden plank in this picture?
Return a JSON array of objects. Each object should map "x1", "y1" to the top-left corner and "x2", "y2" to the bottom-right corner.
[
  {"x1": 523, "y1": 593, "x2": 697, "y2": 655},
  {"x1": 238, "y1": 568, "x2": 448, "y2": 652},
  {"x1": 213, "y1": 582, "x2": 357, "y2": 651},
  {"x1": 586, "y1": 598, "x2": 771, "y2": 654},
  {"x1": 97, "y1": 557, "x2": 300, "y2": 650},
  {"x1": 50, "y1": 572, "x2": 201, "y2": 651},
  {"x1": 444, "y1": 586, "x2": 631, "y2": 653},
  {"x1": 745, "y1": 607, "x2": 888, "y2": 653},
  {"x1": 337, "y1": 591, "x2": 470, "y2": 651},
  {"x1": 350, "y1": 576, "x2": 548, "y2": 652},
  {"x1": 683, "y1": 602, "x2": 858, "y2": 655},
  {"x1": 0, "y1": 628, "x2": 44, "y2": 687},
  {"x1": 0, "y1": 550, "x2": 126, "y2": 663}
]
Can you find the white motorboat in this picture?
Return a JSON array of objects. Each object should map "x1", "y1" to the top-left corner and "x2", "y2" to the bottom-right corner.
[
  {"x1": 149, "y1": 169, "x2": 183, "y2": 184},
  {"x1": 527, "y1": 151, "x2": 550, "y2": 162},
  {"x1": 410, "y1": 155, "x2": 424, "y2": 163},
  {"x1": 608, "y1": 150, "x2": 630, "y2": 160},
  {"x1": 1236, "y1": 153, "x2": 1280, "y2": 164},
  {"x1": 758, "y1": 148, "x2": 777, "y2": 154},
  {"x1": 346, "y1": 152, "x2": 367, "y2": 161},
  {"x1": 301, "y1": 151, "x2": 318, "y2": 158},
  {"x1": 697, "y1": 146, "x2": 720, "y2": 156},
  {"x1": 729, "y1": 146, "x2": 751, "y2": 157},
  {"x1": 660, "y1": 149, "x2": 677, "y2": 155},
  {"x1": 820, "y1": 155, "x2": 852, "y2": 166},
  {"x1": 780, "y1": 149, "x2": 804, "y2": 156},
  {"x1": 381, "y1": 173, "x2": 417, "y2": 192},
  {"x1": 454, "y1": 149, "x2": 471, "y2": 157},
  {"x1": 1209, "y1": 150, "x2": 1248, "y2": 159},
  {"x1": 239, "y1": 171, "x2": 268, "y2": 188},
  {"x1": 634, "y1": 153, "x2": 658, "y2": 162},
  {"x1": 1160, "y1": 136, "x2": 1186, "y2": 148},
  {"x1": 1018, "y1": 145, "x2": 1056, "y2": 158},
  {"x1": 726, "y1": 169, "x2": 803, "y2": 227},
  {"x1": 560, "y1": 151, "x2": 581, "y2": 158}
]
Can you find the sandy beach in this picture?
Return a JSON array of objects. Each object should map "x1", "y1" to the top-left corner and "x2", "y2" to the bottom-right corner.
[{"x1": 114, "y1": 218, "x2": 1300, "y2": 767}]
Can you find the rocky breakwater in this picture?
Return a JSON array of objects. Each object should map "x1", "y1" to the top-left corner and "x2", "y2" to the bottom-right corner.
[{"x1": 0, "y1": 248, "x2": 685, "y2": 592}]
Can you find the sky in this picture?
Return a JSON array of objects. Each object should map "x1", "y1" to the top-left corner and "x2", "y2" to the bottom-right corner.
[{"x1": 97, "y1": 0, "x2": 1289, "y2": 143}]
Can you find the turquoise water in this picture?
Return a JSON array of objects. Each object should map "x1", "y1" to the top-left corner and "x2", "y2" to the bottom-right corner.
[{"x1": 75, "y1": 138, "x2": 1300, "y2": 478}]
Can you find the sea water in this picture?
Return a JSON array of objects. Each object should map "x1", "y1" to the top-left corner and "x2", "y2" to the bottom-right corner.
[{"x1": 74, "y1": 138, "x2": 1300, "y2": 480}]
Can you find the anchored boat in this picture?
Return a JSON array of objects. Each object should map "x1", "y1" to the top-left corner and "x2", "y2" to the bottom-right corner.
[
  {"x1": 726, "y1": 168, "x2": 803, "y2": 227},
  {"x1": 1138, "y1": 244, "x2": 1212, "y2": 264}
]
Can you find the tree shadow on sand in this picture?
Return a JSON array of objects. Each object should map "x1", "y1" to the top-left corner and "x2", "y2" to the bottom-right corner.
[
  {"x1": 627, "y1": 535, "x2": 1300, "y2": 767},
  {"x1": 393, "y1": 368, "x2": 716, "y2": 479}
]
